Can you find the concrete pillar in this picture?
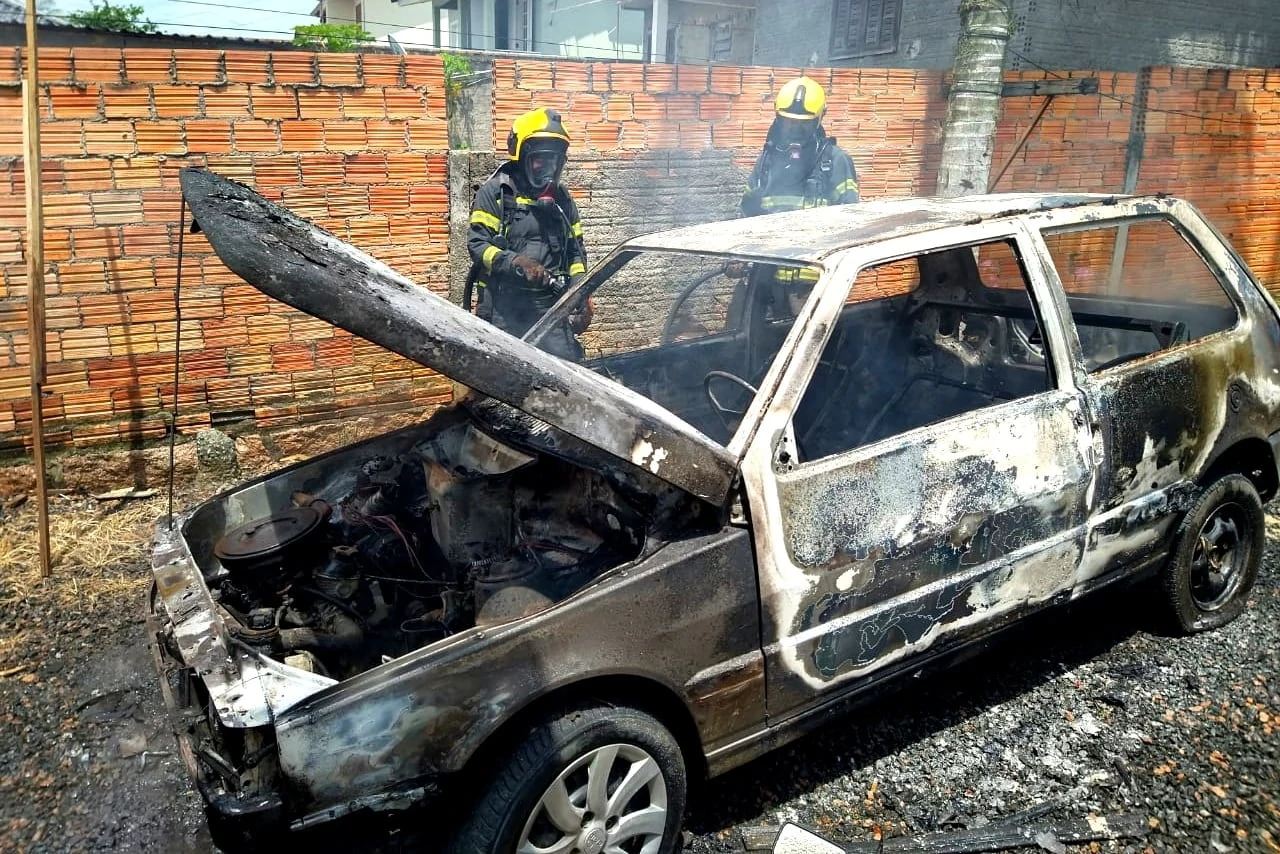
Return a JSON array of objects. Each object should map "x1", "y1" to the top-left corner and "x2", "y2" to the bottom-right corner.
[
  {"x1": 651, "y1": 0, "x2": 670, "y2": 63},
  {"x1": 446, "y1": 59, "x2": 496, "y2": 306}
]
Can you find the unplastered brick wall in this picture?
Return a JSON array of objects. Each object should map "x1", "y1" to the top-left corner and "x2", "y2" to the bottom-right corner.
[
  {"x1": 1, "y1": 48, "x2": 1279, "y2": 478},
  {"x1": 1137, "y1": 67, "x2": 1280, "y2": 288},
  {"x1": 489, "y1": 59, "x2": 950, "y2": 254},
  {"x1": 0, "y1": 46, "x2": 452, "y2": 459},
  {"x1": 492, "y1": 59, "x2": 1280, "y2": 293},
  {"x1": 985, "y1": 67, "x2": 1280, "y2": 288}
]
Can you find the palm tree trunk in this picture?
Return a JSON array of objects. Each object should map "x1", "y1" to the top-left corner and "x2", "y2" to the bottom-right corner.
[{"x1": 936, "y1": 0, "x2": 1013, "y2": 197}]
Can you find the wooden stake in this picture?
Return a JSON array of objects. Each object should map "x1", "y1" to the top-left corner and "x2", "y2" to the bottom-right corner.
[{"x1": 23, "y1": 0, "x2": 51, "y2": 578}]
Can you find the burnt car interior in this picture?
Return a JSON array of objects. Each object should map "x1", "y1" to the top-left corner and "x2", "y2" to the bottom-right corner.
[
  {"x1": 790, "y1": 239, "x2": 1055, "y2": 461},
  {"x1": 1040, "y1": 218, "x2": 1241, "y2": 372},
  {"x1": 567, "y1": 218, "x2": 1242, "y2": 463},
  {"x1": 569, "y1": 242, "x2": 1060, "y2": 457},
  {"x1": 181, "y1": 397, "x2": 720, "y2": 683}
]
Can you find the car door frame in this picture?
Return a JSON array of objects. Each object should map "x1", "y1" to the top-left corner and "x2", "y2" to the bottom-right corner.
[
  {"x1": 1019, "y1": 199, "x2": 1264, "y2": 592},
  {"x1": 733, "y1": 218, "x2": 1102, "y2": 726}
]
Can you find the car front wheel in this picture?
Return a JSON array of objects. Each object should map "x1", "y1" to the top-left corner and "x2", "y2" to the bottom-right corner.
[
  {"x1": 1162, "y1": 473, "x2": 1264, "y2": 633},
  {"x1": 452, "y1": 703, "x2": 687, "y2": 854}
]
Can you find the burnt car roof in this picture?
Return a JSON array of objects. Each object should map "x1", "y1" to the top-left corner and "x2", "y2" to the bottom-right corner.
[{"x1": 624, "y1": 192, "x2": 1122, "y2": 263}]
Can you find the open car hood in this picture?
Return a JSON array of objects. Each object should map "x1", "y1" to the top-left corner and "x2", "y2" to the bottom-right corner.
[{"x1": 178, "y1": 168, "x2": 737, "y2": 504}]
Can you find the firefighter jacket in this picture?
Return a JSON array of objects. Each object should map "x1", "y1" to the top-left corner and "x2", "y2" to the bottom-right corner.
[
  {"x1": 738, "y1": 135, "x2": 859, "y2": 297},
  {"x1": 467, "y1": 163, "x2": 587, "y2": 353},
  {"x1": 740, "y1": 136, "x2": 860, "y2": 217}
]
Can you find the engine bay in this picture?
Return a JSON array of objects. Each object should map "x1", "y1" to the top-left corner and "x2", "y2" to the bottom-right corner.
[{"x1": 193, "y1": 403, "x2": 696, "y2": 682}]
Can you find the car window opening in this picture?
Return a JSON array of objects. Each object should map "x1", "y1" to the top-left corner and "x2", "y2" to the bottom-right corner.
[
  {"x1": 1039, "y1": 217, "x2": 1240, "y2": 373},
  {"x1": 791, "y1": 239, "x2": 1055, "y2": 463}
]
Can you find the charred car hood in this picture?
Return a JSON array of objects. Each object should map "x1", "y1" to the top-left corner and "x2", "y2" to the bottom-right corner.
[{"x1": 179, "y1": 168, "x2": 736, "y2": 503}]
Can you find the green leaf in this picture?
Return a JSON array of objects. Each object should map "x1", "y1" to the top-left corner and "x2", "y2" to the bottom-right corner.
[
  {"x1": 292, "y1": 23, "x2": 376, "y2": 53},
  {"x1": 65, "y1": 0, "x2": 158, "y2": 34}
]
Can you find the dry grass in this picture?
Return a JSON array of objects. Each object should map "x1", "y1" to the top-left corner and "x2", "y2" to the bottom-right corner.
[{"x1": 0, "y1": 496, "x2": 168, "y2": 611}]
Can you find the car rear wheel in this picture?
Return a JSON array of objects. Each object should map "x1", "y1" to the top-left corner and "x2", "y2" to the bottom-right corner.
[
  {"x1": 1161, "y1": 473, "x2": 1264, "y2": 633},
  {"x1": 451, "y1": 704, "x2": 687, "y2": 854}
]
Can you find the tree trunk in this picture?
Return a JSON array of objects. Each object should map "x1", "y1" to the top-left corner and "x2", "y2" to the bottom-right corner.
[{"x1": 935, "y1": 0, "x2": 1013, "y2": 197}]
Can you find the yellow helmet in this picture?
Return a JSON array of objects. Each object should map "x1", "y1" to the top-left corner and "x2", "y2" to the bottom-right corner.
[
  {"x1": 506, "y1": 107, "x2": 571, "y2": 162},
  {"x1": 774, "y1": 75, "x2": 826, "y2": 121}
]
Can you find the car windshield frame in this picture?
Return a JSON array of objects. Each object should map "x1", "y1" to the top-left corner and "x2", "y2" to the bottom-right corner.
[{"x1": 524, "y1": 245, "x2": 830, "y2": 449}]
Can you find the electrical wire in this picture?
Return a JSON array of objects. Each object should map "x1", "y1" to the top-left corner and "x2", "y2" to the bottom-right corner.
[{"x1": 1007, "y1": 46, "x2": 1259, "y2": 131}]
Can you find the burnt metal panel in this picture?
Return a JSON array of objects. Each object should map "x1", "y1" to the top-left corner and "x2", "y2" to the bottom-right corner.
[
  {"x1": 763, "y1": 390, "x2": 1093, "y2": 710},
  {"x1": 622, "y1": 193, "x2": 1119, "y2": 263},
  {"x1": 271, "y1": 528, "x2": 763, "y2": 810},
  {"x1": 177, "y1": 167, "x2": 737, "y2": 505}
]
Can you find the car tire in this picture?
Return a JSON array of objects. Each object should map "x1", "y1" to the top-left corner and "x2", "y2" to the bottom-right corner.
[
  {"x1": 450, "y1": 703, "x2": 687, "y2": 854},
  {"x1": 1161, "y1": 473, "x2": 1264, "y2": 634}
]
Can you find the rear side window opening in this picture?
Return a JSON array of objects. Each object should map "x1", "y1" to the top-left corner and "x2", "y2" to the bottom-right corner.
[{"x1": 1039, "y1": 217, "x2": 1240, "y2": 373}]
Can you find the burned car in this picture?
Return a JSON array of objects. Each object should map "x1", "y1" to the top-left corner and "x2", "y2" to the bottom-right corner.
[{"x1": 149, "y1": 169, "x2": 1280, "y2": 853}]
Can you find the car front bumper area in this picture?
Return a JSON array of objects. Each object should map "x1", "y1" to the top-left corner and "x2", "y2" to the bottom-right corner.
[{"x1": 146, "y1": 582, "x2": 289, "y2": 850}]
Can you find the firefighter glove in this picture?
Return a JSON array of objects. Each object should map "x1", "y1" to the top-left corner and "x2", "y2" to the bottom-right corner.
[
  {"x1": 570, "y1": 296, "x2": 595, "y2": 335},
  {"x1": 507, "y1": 254, "x2": 550, "y2": 286}
]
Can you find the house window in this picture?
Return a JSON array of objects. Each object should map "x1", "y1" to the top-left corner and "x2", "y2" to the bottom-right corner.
[
  {"x1": 830, "y1": 0, "x2": 901, "y2": 59},
  {"x1": 354, "y1": 3, "x2": 363, "y2": 26}
]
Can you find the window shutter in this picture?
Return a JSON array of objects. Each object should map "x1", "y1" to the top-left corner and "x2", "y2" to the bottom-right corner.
[{"x1": 830, "y1": 0, "x2": 901, "y2": 59}]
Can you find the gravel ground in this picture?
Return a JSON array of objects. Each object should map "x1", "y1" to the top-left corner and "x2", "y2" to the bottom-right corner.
[{"x1": 1, "y1": 506, "x2": 1277, "y2": 854}]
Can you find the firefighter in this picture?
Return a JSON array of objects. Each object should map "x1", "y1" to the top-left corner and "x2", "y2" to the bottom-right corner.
[
  {"x1": 466, "y1": 107, "x2": 591, "y2": 360},
  {"x1": 737, "y1": 75, "x2": 860, "y2": 317},
  {"x1": 741, "y1": 74, "x2": 860, "y2": 216}
]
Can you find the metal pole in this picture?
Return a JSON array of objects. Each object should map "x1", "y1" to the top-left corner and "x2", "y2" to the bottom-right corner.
[
  {"x1": 23, "y1": 0, "x2": 51, "y2": 577},
  {"x1": 988, "y1": 94, "x2": 1054, "y2": 193}
]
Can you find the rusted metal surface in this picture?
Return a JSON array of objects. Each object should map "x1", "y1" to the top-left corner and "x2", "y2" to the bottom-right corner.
[{"x1": 176, "y1": 167, "x2": 737, "y2": 505}]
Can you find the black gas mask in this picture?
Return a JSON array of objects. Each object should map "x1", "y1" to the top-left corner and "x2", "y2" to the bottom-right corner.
[
  {"x1": 521, "y1": 140, "x2": 567, "y2": 193},
  {"x1": 770, "y1": 116, "x2": 819, "y2": 162}
]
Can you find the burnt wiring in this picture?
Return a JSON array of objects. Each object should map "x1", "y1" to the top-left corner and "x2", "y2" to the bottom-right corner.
[{"x1": 364, "y1": 513, "x2": 429, "y2": 577}]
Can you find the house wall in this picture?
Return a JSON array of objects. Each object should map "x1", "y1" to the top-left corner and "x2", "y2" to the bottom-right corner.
[
  {"x1": 753, "y1": 0, "x2": 1280, "y2": 72},
  {"x1": 2, "y1": 46, "x2": 1280, "y2": 492},
  {"x1": 534, "y1": 2, "x2": 648, "y2": 60},
  {"x1": 320, "y1": 0, "x2": 476, "y2": 51},
  {"x1": 752, "y1": 0, "x2": 960, "y2": 69},
  {"x1": 668, "y1": 1, "x2": 755, "y2": 65}
]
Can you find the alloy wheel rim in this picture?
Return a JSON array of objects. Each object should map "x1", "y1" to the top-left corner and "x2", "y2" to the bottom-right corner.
[
  {"x1": 517, "y1": 742, "x2": 668, "y2": 854},
  {"x1": 1189, "y1": 502, "x2": 1248, "y2": 611}
]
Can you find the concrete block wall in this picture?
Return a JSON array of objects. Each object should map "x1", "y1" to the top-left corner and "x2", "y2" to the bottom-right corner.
[{"x1": 0, "y1": 46, "x2": 454, "y2": 461}]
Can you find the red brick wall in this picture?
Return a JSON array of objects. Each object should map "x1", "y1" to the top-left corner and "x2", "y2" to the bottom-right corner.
[
  {"x1": 989, "y1": 67, "x2": 1280, "y2": 287},
  {"x1": 3, "y1": 49, "x2": 1280, "y2": 465},
  {"x1": 490, "y1": 60, "x2": 949, "y2": 199},
  {"x1": 1139, "y1": 68, "x2": 1280, "y2": 287},
  {"x1": 0, "y1": 46, "x2": 453, "y2": 455}
]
